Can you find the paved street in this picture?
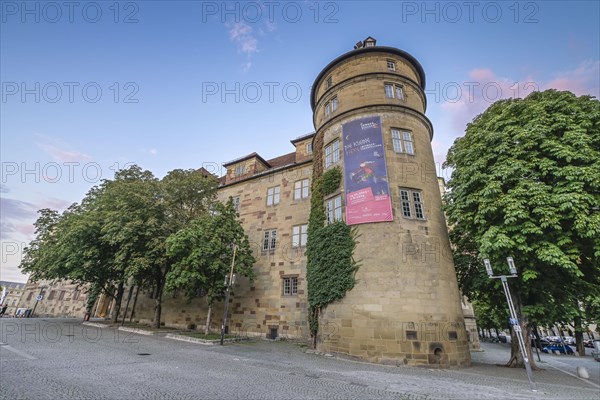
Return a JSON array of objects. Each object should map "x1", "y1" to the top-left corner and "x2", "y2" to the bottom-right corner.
[{"x1": 1, "y1": 318, "x2": 599, "y2": 400}]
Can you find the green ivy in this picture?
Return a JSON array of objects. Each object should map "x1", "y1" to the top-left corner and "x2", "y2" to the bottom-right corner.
[
  {"x1": 322, "y1": 167, "x2": 342, "y2": 196},
  {"x1": 306, "y1": 172, "x2": 359, "y2": 347}
]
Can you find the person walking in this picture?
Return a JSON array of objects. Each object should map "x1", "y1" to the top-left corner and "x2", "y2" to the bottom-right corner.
[{"x1": 0, "y1": 304, "x2": 8, "y2": 317}]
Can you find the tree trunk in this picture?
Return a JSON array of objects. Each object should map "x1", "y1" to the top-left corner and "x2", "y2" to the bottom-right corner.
[
  {"x1": 504, "y1": 287, "x2": 538, "y2": 370},
  {"x1": 574, "y1": 314, "x2": 585, "y2": 356},
  {"x1": 205, "y1": 303, "x2": 213, "y2": 335},
  {"x1": 152, "y1": 274, "x2": 165, "y2": 329},
  {"x1": 110, "y1": 282, "x2": 124, "y2": 323}
]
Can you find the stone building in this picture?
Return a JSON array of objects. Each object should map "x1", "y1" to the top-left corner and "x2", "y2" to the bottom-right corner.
[
  {"x1": 0, "y1": 281, "x2": 25, "y2": 316},
  {"x1": 17, "y1": 38, "x2": 472, "y2": 367},
  {"x1": 17, "y1": 279, "x2": 88, "y2": 318}
]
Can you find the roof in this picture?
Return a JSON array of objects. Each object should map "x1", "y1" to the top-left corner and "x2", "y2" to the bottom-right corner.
[
  {"x1": 310, "y1": 45, "x2": 426, "y2": 111},
  {"x1": 222, "y1": 152, "x2": 271, "y2": 168},
  {"x1": 290, "y1": 132, "x2": 315, "y2": 144},
  {"x1": 266, "y1": 152, "x2": 296, "y2": 169},
  {"x1": 0, "y1": 281, "x2": 26, "y2": 289}
]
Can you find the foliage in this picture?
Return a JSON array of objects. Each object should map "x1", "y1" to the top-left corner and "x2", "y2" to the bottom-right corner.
[
  {"x1": 165, "y1": 198, "x2": 256, "y2": 332},
  {"x1": 444, "y1": 90, "x2": 600, "y2": 364},
  {"x1": 306, "y1": 170, "x2": 360, "y2": 344},
  {"x1": 20, "y1": 165, "x2": 218, "y2": 326},
  {"x1": 322, "y1": 166, "x2": 342, "y2": 196}
]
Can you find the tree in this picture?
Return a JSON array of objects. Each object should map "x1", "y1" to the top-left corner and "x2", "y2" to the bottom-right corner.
[
  {"x1": 165, "y1": 198, "x2": 255, "y2": 334},
  {"x1": 444, "y1": 90, "x2": 600, "y2": 366}
]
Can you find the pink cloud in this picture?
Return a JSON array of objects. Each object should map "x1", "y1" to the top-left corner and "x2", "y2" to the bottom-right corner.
[{"x1": 38, "y1": 143, "x2": 92, "y2": 162}]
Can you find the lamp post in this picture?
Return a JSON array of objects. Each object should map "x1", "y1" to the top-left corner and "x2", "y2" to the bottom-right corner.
[
  {"x1": 220, "y1": 244, "x2": 237, "y2": 346},
  {"x1": 484, "y1": 257, "x2": 537, "y2": 392}
]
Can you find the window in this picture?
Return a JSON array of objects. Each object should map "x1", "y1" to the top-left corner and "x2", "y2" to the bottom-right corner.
[
  {"x1": 387, "y1": 60, "x2": 396, "y2": 71},
  {"x1": 58, "y1": 291, "x2": 66, "y2": 301},
  {"x1": 385, "y1": 84, "x2": 394, "y2": 99},
  {"x1": 266, "y1": 186, "x2": 280, "y2": 206},
  {"x1": 331, "y1": 96, "x2": 338, "y2": 112},
  {"x1": 234, "y1": 164, "x2": 245, "y2": 176},
  {"x1": 325, "y1": 140, "x2": 340, "y2": 168},
  {"x1": 385, "y1": 83, "x2": 405, "y2": 101},
  {"x1": 294, "y1": 179, "x2": 310, "y2": 200},
  {"x1": 263, "y1": 229, "x2": 277, "y2": 251},
  {"x1": 325, "y1": 101, "x2": 330, "y2": 116},
  {"x1": 326, "y1": 195, "x2": 343, "y2": 223},
  {"x1": 27, "y1": 292, "x2": 33, "y2": 301},
  {"x1": 73, "y1": 290, "x2": 80, "y2": 301},
  {"x1": 283, "y1": 277, "x2": 298, "y2": 296},
  {"x1": 232, "y1": 196, "x2": 241, "y2": 212},
  {"x1": 292, "y1": 224, "x2": 308, "y2": 247},
  {"x1": 306, "y1": 143, "x2": 313, "y2": 154},
  {"x1": 391, "y1": 129, "x2": 415, "y2": 155},
  {"x1": 326, "y1": 76, "x2": 332, "y2": 88},
  {"x1": 48, "y1": 290, "x2": 56, "y2": 300},
  {"x1": 399, "y1": 189, "x2": 425, "y2": 219}
]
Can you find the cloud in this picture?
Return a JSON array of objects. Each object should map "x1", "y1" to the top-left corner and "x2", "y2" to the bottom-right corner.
[
  {"x1": 38, "y1": 143, "x2": 92, "y2": 162},
  {"x1": 544, "y1": 60, "x2": 600, "y2": 97},
  {"x1": 0, "y1": 184, "x2": 9, "y2": 194},
  {"x1": 0, "y1": 197, "x2": 37, "y2": 240},
  {"x1": 228, "y1": 22, "x2": 258, "y2": 56}
]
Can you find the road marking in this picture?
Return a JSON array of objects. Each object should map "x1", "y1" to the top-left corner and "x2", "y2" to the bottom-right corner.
[{"x1": 0, "y1": 344, "x2": 37, "y2": 360}]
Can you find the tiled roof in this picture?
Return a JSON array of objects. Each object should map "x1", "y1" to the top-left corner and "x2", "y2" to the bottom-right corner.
[{"x1": 267, "y1": 152, "x2": 296, "y2": 169}]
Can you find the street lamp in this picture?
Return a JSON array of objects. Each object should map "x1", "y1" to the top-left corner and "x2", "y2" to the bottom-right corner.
[
  {"x1": 484, "y1": 257, "x2": 537, "y2": 392},
  {"x1": 220, "y1": 244, "x2": 237, "y2": 346}
]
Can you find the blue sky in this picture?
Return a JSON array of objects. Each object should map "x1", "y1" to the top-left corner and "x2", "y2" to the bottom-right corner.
[{"x1": 1, "y1": 1, "x2": 599, "y2": 283}]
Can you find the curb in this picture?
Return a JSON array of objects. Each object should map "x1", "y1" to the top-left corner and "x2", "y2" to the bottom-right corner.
[
  {"x1": 82, "y1": 322, "x2": 110, "y2": 329},
  {"x1": 118, "y1": 326, "x2": 154, "y2": 336},
  {"x1": 165, "y1": 333, "x2": 249, "y2": 345}
]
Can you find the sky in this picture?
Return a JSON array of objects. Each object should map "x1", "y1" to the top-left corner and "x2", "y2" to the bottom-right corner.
[{"x1": 1, "y1": 0, "x2": 599, "y2": 283}]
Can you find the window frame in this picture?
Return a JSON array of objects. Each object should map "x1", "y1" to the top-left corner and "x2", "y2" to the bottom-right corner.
[
  {"x1": 399, "y1": 188, "x2": 426, "y2": 220},
  {"x1": 292, "y1": 224, "x2": 308, "y2": 248},
  {"x1": 306, "y1": 143, "x2": 313, "y2": 154},
  {"x1": 294, "y1": 179, "x2": 310, "y2": 200},
  {"x1": 262, "y1": 229, "x2": 277, "y2": 251},
  {"x1": 387, "y1": 60, "x2": 396, "y2": 71},
  {"x1": 232, "y1": 196, "x2": 241, "y2": 212},
  {"x1": 391, "y1": 128, "x2": 415, "y2": 155},
  {"x1": 384, "y1": 83, "x2": 406, "y2": 101},
  {"x1": 324, "y1": 139, "x2": 340, "y2": 169},
  {"x1": 234, "y1": 164, "x2": 245, "y2": 177},
  {"x1": 266, "y1": 186, "x2": 280, "y2": 206},
  {"x1": 326, "y1": 195, "x2": 343, "y2": 224},
  {"x1": 282, "y1": 276, "x2": 299, "y2": 296}
]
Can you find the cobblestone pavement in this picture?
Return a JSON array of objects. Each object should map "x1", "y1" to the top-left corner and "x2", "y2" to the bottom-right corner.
[{"x1": 1, "y1": 319, "x2": 598, "y2": 400}]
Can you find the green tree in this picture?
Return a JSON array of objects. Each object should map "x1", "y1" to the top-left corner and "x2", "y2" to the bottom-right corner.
[
  {"x1": 444, "y1": 90, "x2": 600, "y2": 365},
  {"x1": 165, "y1": 198, "x2": 255, "y2": 334}
]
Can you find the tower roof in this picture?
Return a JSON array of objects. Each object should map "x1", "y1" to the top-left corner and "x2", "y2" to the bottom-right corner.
[{"x1": 310, "y1": 44, "x2": 426, "y2": 111}]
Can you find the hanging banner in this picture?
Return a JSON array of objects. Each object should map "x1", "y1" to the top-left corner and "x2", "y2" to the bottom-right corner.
[{"x1": 342, "y1": 116, "x2": 393, "y2": 225}]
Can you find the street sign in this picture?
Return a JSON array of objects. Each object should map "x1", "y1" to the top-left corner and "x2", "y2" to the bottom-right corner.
[
  {"x1": 513, "y1": 325, "x2": 522, "y2": 332},
  {"x1": 509, "y1": 318, "x2": 518, "y2": 325},
  {"x1": 36, "y1": 295, "x2": 43, "y2": 301}
]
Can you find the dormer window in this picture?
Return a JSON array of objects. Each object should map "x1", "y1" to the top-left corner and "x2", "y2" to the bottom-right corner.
[{"x1": 234, "y1": 165, "x2": 245, "y2": 176}]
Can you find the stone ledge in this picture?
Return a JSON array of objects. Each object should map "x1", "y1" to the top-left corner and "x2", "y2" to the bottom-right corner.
[
  {"x1": 82, "y1": 322, "x2": 110, "y2": 329},
  {"x1": 118, "y1": 326, "x2": 154, "y2": 336}
]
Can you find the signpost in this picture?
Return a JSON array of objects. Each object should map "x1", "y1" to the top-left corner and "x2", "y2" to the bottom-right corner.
[{"x1": 484, "y1": 258, "x2": 537, "y2": 392}]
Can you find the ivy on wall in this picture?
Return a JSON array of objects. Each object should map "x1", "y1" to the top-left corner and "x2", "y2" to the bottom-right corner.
[
  {"x1": 306, "y1": 157, "x2": 359, "y2": 348},
  {"x1": 322, "y1": 167, "x2": 342, "y2": 196}
]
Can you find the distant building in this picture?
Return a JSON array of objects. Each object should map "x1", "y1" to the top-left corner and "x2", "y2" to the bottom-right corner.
[
  {"x1": 0, "y1": 281, "x2": 25, "y2": 316},
  {"x1": 18, "y1": 280, "x2": 87, "y2": 318}
]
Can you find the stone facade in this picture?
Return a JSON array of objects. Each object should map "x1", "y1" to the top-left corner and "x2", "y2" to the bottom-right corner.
[
  {"x1": 17, "y1": 279, "x2": 88, "y2": 318},
  {"x1": 0, "y1": 281, "x2": 25, "y2": 317},
  {"x1": 309, "y1": 38, "x2": 471, "y2": 367}
]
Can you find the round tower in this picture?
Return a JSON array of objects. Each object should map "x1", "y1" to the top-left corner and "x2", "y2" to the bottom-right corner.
[{"x1": 310, "y1": 38, "x2": 471, "y2": 367}]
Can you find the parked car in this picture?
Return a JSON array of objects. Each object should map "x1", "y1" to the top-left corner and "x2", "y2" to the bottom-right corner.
[
  {"x1": 562, "y1": 336, "x2": 575, "y2": 345},
  {"x1": 531, "y1": 337, "x2": 551, "y2": 349},
  {"x1": 584, "y1": 340, "x2": 595, "y2": 348},
  {"x1": 542, "y1": 343, "x2": 574, "y2": 355}
]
